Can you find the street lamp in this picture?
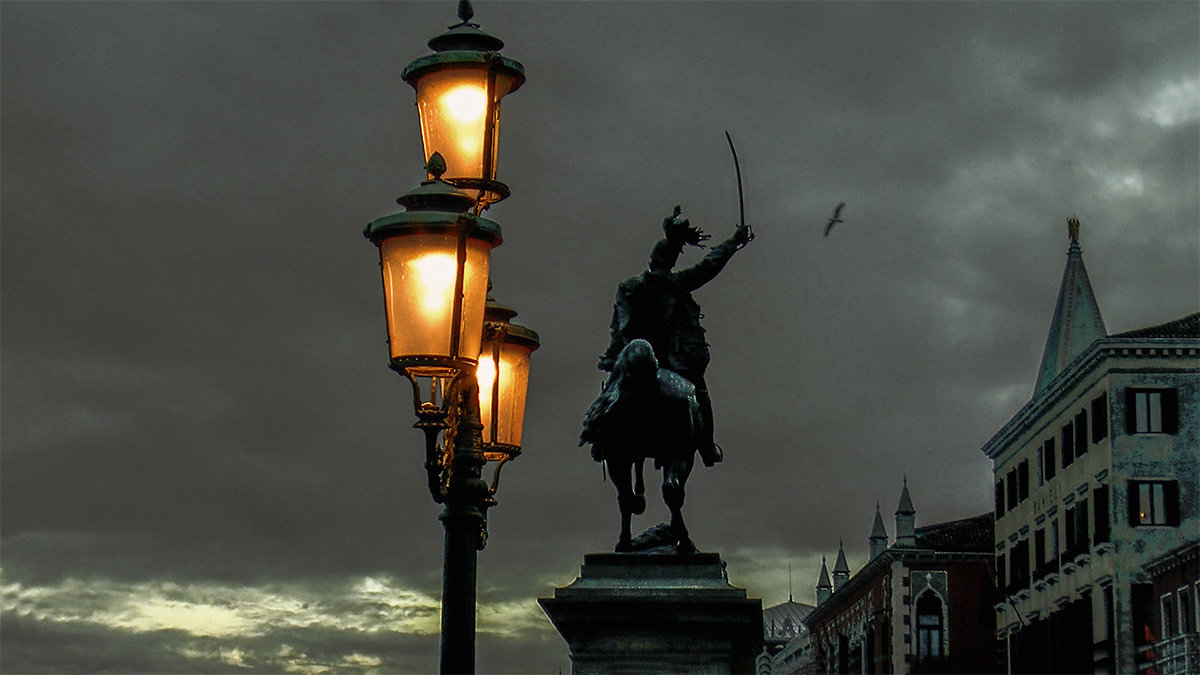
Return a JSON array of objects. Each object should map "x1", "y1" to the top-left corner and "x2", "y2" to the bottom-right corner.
[{"x1": 362, "y1": 3, "x2": 533, "y2": 673}]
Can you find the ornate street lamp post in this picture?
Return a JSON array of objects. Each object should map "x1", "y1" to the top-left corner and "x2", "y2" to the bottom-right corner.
[{"x1": 363, "y1": 4, "x2": 535, "y2": 673}]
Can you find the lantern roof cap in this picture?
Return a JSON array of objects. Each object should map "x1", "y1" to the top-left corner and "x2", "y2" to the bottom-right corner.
[
  {"x1": 402, "y1": 2, "x2": 525, "y2": 92},
  {"x1": 363, "y1": 172, "x2": 502, "y2": 247},
  {"x1": 428, "y1": 1, "x2": 503, "y2": 52},
  {"x1": 485, "y1": 295, "x2": 540, "y2": 351},
  {"x1": 428, "y1": 23, "x2": 505, "y2": 54}
]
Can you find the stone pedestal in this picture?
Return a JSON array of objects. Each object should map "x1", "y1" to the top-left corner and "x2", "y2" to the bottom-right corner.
[{"x1": 539, "y1": 552, "x2": 763, "y2": 674}]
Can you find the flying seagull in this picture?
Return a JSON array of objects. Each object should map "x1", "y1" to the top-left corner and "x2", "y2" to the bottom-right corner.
[{"x1": 824, "y1": 202, "x2": 846, "y2": 236}]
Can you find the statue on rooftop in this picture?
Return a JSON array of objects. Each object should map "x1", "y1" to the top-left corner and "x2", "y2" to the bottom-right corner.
[{"x1": 581, "y1": 206, "x2": 753, "y2": 553}]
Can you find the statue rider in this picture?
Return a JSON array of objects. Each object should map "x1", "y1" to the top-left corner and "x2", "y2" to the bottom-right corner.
[{"x1": 599, "y1": 206, "x2": 754, "y2": 467}]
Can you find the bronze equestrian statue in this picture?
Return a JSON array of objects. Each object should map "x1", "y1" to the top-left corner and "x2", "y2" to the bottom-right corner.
[{"x1": 581, "y1": 206, "x2": 753, "y2": 553}]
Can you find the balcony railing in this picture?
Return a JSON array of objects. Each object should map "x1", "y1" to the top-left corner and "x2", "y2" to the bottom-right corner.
[{"x1": 1137, "y1": 632, "x2": 1199, "y2": 675}]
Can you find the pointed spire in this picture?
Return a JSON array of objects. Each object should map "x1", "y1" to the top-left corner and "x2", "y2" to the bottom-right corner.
[
  {"x1": 816, "y1": 555, "x2": 832, "y2": 604},
  {"x1": 869, "y1": 502, "x2": 889, "y2": 559},
  {"x1": 831, "y1": 540, "x2": 851, "y2": 591},
  {"x1": 895, "y1": 478, "x2": 916, "y2": 547},
  {"x1": 895, "y1": 476, "x2": 915, "y2": 515},
  {"x1": 871, "y1": 502, "x2": 888, "y2": 537},
  {"x1": 816, "y1": 556, "x2": 832, "y2": 589},
  {"x1": 833, "y1": 540, "x2": 850, "y2": 573},
  {"x1": 1034, "y1": 216, "x2": 1107, "y2": 394}
]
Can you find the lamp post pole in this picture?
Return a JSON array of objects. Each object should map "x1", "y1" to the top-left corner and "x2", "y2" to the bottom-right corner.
[
  {"x1": 362, "y1": 4, "x2": 533, "y2": 673},
  {"x1": 438, "y1": 373, "x2": 487, "y2": 674}
]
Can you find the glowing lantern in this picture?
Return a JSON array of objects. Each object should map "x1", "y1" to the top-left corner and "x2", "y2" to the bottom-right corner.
[
  {"x1": 402, "y1": 9, "x2": 525, "y2": 206},
  {"x1": 477, "y1": 297, "x2": 540, "y2": 455},
  {"x1": 364, "y1": 155, "x2": 502, "y2": 378}
]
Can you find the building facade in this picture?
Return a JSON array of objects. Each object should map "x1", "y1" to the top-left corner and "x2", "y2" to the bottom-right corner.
[
  {"x1": 981, "y1": 220, "x2": 1200, "y2": 673},
  {"x1": 803, "y1": 484, "x2": 999, "y2": 674}
]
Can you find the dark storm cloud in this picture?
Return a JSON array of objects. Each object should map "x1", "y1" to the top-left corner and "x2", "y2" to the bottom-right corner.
[{"x1": 3, "y1": 1, "x2": 1197, "y2": 671}]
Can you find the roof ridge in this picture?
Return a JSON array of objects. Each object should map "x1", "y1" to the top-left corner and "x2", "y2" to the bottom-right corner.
[{"x1": 1110, "y1": 311, "x2": 1200, "y2": 339}]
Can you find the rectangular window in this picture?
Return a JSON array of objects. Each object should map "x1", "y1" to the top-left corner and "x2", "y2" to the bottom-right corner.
[
  {"x1": 1034, "y1": 528, "x2": 1046, "y2": 574},
  {"x1": 1044, "y1": 439, "x2": 1056, "y2": 481},
  {"x1": 996, "y1": 553, "x2": 1006, "y2": 592},
  {"x1": 1093, "y1": 485, "x2": 1110, "y2": 544},
  {"x1": 995, "y1": 481, "x2": 1005, "y2": 517},
  {"x1": 1010, "y1": 539, "x2": 1030, "y2": 590},
  {"x1": 1049, "y1": 519, "x2": 1059, "y2": 566},
  {"x1": 1037, "y1": 447, "x2": 1045, "y2": 486},
  {"x1": 1126, "y1": 388, "x2": 1179, "y2": 435},
  {"x1": 1074, "y1": 499, "x2": 1089, "y2": 555},
  {"x1": 1162, "y1": 594, "x2": 1176, "y2": 637},
  {"x1": 1180, "y1": 587, "x2": 1193, "y2": 633},
  {"x1": 1062, "y1": 421, "x2": 1075, "y2": 468},
  {"x1": 1129, "y1": 480, "x2": 1180, "y2": 526},
  {"x1": 1075, "y1": 410, "x2": 1089, "y2": 457},
  {"x1": 1063, "y1": 508, "x2": 1075, "y2": 562},
  {"x1": 1092, "y1": 393, "x2": 1108, "y2": 442},
  {"x1": 1104, "y1": 586, "x2": 1114, "y2": 642},
  {"x1": 1007, "y1": 469, "x2": 1018, "y2": 511},
  {"x1": 1194, "y1": 582, "x2": 1200, "y2": 634},
  {"x1": 1018, "y1": 460, "x2": 1030, "y2": 502}
]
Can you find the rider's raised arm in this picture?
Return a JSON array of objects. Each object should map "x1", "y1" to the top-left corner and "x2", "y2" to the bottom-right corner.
[{"x1": 671, "y1": 225, "x2": 752, "y2": 291}]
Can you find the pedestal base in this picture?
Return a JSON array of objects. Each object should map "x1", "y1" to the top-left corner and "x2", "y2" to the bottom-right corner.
[{"x1": 539, "y1": 552, "x2": 763, "y2": 674}]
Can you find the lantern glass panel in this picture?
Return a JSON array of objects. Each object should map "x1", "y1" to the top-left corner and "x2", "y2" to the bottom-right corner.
[
  {"x1": 477, "y1": 339, "x2": 533, "y2": 448},
  {"x1": 379, "y1": 232, "x2": 490, "y2": 368},
  {"x1": 414, "y1": 66, "x2": 519, "y2": 185}
]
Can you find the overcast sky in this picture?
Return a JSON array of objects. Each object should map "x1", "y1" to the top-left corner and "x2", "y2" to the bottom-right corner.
[{"x1": 2, "y1": 1, "x2": 1197, "y2": 673}]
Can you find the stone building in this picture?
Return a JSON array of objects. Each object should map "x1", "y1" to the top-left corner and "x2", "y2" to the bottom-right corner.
[
  {"x1": 802, "y1": 483, "x2": 999, "y2": 674},
  {"x1": 981, "y1": 220, "x2": 1199, "y2": 673},
  {"x1": 1140, "y1": 541, "x2": 1199, "y2": 673}
]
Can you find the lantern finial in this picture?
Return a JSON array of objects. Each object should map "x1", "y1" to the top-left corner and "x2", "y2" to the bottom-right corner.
[
  {"x1": 426, "y1": 152, "x2": 448, "y2": 180},
  {"x1": 452, "y1": 1, "x2": 479, "y2": 29}
]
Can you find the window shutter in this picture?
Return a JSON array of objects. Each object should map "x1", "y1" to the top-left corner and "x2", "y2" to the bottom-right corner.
[
  {"x1": 1164, "y1": 481, "x2": 1180, "y2": 526},
  {"x1": 1019, "y1": 460, "x2": 1029, "y2": 502},
  {"x1": 1064, "y1": 509, "x2": 1076, "y2": 557},
  {"x1": 1162, "y1": 389, "x2": 1179, "y2": 435},
  {"x1": 1093, "y1": 485, "x2": 1110, "y2": 544},
  {"x1": 1128, "y1": 482, "x2": 1141, "y2": 525},
  {"x1": 1092, "y1": 393, "x2": 1108, "y2": 442},
  {"x1": 1075, "y1": 411, "x2": 1089, "y2": 456},
  {"x1": 1125, "y1": 388, "x2": 1138, "y2": 434}
]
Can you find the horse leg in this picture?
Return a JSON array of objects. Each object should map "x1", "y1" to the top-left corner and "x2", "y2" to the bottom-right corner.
[
  {"x1": 631, "y1": 459, "x2": 646, "y2": 514},
  {"x1": 662, "y1": 454, "x2": 696, "y2": 554},
  {"x1": 610, "y1": 458, "x2": 636, "y2": 552}
]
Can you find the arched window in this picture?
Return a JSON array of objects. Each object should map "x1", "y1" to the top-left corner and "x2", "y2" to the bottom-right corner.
[{"x1": 916, "y1": 592, "x2": 944, "y2": 662}]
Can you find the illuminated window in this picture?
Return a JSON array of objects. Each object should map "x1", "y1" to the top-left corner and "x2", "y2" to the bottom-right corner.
[{"x1": 1129, "y1": 480, "x2": 1179, "y2": 526}]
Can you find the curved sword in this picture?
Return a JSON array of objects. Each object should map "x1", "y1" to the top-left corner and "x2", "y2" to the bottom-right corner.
[{"x1": 724, "y1": 130, "x2": 754, "y2": 246}]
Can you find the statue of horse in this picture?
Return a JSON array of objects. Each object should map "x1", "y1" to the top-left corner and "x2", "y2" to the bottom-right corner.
[{"x1": 580, "y1": 339, "x2": 704, "y2": 554}]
